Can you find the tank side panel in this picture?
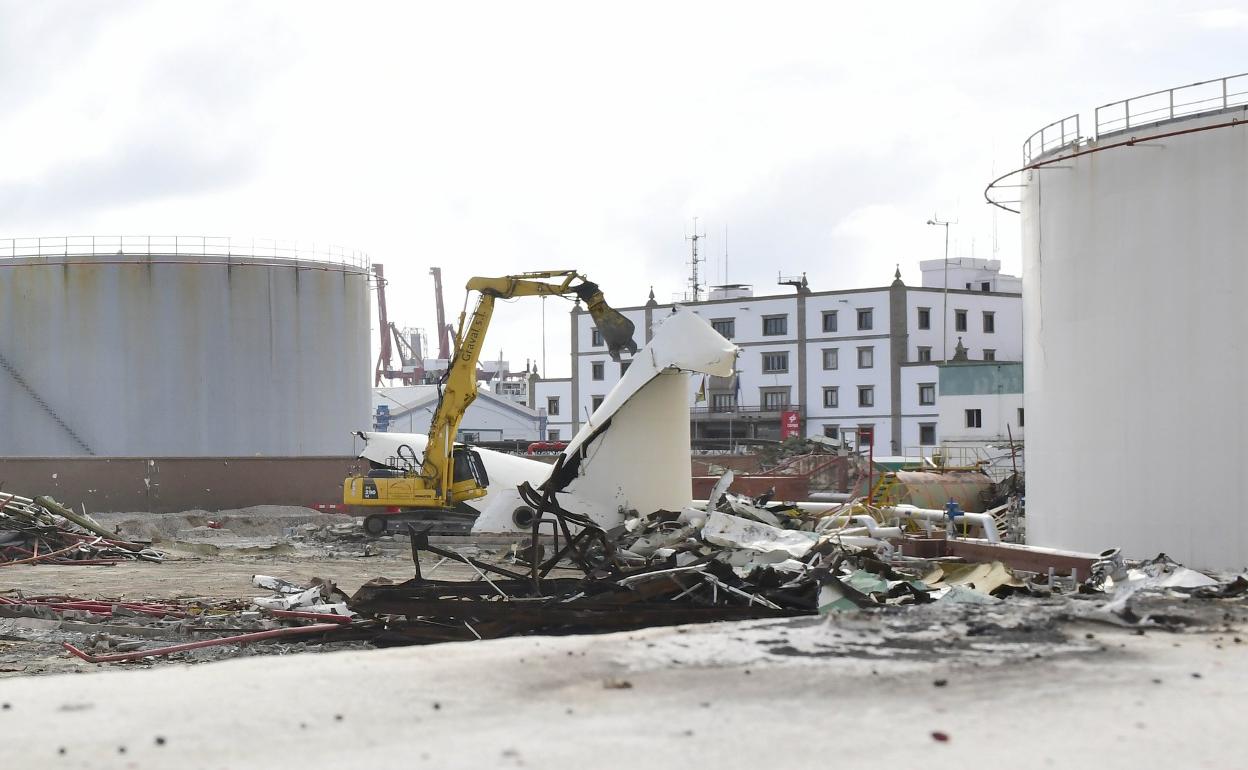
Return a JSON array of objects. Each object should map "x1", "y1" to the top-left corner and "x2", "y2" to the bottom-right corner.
[
  {"x1": 0, "y1": 258, "x2": 371, "y2": 457},
  {"x1": 1023, "y1": 111, "x2": 1248, "y2": 569}
]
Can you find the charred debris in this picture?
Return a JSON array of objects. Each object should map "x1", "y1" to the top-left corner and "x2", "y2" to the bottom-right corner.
[{"x1": 348, "y1": 477, "x2": 1245, "y2": 646}]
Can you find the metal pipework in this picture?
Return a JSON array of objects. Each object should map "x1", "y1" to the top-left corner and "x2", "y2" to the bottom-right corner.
[{"x1": 62, "y1": 622, "x2": 345, "y2": 664}]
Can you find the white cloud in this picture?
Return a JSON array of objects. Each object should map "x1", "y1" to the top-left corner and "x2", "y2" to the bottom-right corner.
[{"x1": 0, "y1": 0, "x2": 1241, "y2": 376}]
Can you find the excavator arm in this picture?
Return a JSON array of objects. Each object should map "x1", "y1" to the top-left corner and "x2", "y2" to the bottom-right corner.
[
  {"x1": 421, "y1": 271, "x2": 636, "y2": 497},
  {"x1": 345, "y1": 270, "x2": 636, "y2": 530}
]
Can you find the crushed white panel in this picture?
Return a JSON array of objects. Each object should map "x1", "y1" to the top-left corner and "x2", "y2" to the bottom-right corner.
[
  {"x1": 554, "y1": 310, "x2": 737, "y2": 520},
  {"x1": 700, "y1": 510, "x2": 818, "y2": 559},
  {"x1": 474, "y1": 309, "x2": 737, "y2": 533}
]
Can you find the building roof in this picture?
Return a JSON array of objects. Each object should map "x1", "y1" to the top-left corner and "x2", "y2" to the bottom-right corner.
[{"x1": 374, "y1": 386, "x2": 538, "y2": 420}]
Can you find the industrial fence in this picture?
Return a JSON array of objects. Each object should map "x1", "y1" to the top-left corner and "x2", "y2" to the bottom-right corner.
[
  {"x1": 1095, "y1": 72, "x2": 1248, "y2": 137},
  {"x1": 0, "y1": 235, "x2": 369, "y2": 270},
  {"x1": 1022, "y1": 72, "x2": 1248, "y2": 164}
]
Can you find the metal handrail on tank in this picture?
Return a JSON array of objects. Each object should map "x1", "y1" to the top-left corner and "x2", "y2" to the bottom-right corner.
[
  {"x1": 1094, "y1": 72, "x2": 1248, "y2": 138},
  {"x1": 1022, "y1": 114, "x2": 1081, "y2": 164},
  {"x1": 0, "y1": 235, "x2": 369, "y2": 270}
]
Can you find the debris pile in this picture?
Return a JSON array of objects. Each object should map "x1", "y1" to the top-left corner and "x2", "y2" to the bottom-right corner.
[
  {"x1": 349, "y1": 481, "x2": 1248, "y2": 644},
  {"x1": 0, "y1": 493, "x2": 163, "y2": 566},
  {"x1": 0, "y1": 575, "x2": 363, "y2": 669}
]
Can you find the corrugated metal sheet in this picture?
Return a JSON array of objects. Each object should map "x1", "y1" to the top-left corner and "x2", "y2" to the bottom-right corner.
[{"x1": 0, "y1": 254, "x2": 370, "y2": 456}]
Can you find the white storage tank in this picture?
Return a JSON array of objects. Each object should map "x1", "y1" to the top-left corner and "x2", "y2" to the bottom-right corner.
[
  {"x1": 0, "y1": 236, "x2": 371, "y2": 457},
  {"x1": 1015, "y1": 75, "x2": 1248, "y2": 569}
]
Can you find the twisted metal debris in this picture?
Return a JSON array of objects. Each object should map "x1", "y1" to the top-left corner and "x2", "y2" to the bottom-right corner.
[{"x1": 0, "y1": 492, "x2": 164, "y2": 566}]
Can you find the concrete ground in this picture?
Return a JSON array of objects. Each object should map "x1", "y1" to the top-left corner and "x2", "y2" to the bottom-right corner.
[
  {"x1": 0, "y1": 601, "x2": 1243, "y2": 768},
  {"x1": 3, "y1": 510, "x2": 1244, "y2": 766}
]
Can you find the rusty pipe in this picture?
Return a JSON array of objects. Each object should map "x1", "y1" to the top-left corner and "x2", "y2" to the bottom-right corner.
[
  {"x1": 62, "y1": 622, "x2": 343, "y2": 663},
  {"x1": 0, "y1": 538, "x2": 100, "y2": 567},
  {"x1": 267, "y1": 609, "x2": 354, "y2": 624}
]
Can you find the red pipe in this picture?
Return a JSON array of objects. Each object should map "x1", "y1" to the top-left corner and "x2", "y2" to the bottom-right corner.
[
  {"x1": 62, "y1": 623, "x2": 343, "y2": 663},
  {"x1": 1, "y1": 598, "x2": 188, "y2": 618},
  {"x1": 0, "y1": 541, "x2": 93, "y2": 567}
]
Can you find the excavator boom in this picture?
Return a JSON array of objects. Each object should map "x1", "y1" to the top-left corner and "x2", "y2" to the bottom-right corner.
[{"x1": 344, "y1": 269, "x2": 636, "y2": 534}]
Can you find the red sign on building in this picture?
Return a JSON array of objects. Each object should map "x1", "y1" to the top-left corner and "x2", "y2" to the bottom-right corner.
[{"x1": 780, "y1": 410, "x2": 801, "y2": 439}]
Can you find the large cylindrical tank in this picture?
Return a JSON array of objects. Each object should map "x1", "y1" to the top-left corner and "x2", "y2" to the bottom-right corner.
[
  {"x1": 1019, "y1": 79, "x2": 1248, "y2": 569},
  {"x1": 0, "y1": 237, "x2": 371, "y2": 457}
]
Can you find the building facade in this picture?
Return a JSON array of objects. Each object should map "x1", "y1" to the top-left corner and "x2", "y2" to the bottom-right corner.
[
  {"x1": 936, "y1": 361, "x2": 1024, "y2": 447},
  {"x1": 531, "y1": 377, "x2": 572, "y2": 441},
  {"x1": 535, "y1": 261, "x2": 1022, "y2": 454}
]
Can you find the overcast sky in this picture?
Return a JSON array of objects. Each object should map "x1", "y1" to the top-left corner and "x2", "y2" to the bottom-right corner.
[{"x1": 2, "y1": 1, "x2": 1245, "y2": 378}]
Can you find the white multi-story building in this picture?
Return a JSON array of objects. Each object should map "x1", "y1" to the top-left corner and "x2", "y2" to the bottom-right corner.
[
  {"x1": 936, "y1": 361, "x2": 1024, "y2": 446},
  {"x1": 534, "y1": 260, "x2": 1022, "y2": 454}
]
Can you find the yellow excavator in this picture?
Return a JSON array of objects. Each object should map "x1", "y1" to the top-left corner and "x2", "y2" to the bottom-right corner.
[{"x1": 344, "y1": 271, "x2": 637, "y2": 535}]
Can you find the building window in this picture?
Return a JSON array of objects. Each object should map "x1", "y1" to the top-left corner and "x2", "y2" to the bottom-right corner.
[
  {"x1": 983, "y1": 311, "x2": 995, "y2": 333},
  {"x1": 822, "y1": 311, "x2": 838, "y2": 333},
  {"x1": 918, "y1": 383, "x2": 935, "y2": 406},
  {"x1": 762, "y1": 352, "x2": 788, "y2": 373},
  {"x1": 592, "y1": 395, "x2": 605, "y2": 412},
  {"x1": 917, "y1": 346, "x2": 932, "y2": 362},
  {"x1": 1018, "y1": 407, "x2": 1025, "y2": 428},
  {"x1": 546, "y1": 396, "x2": 560, "y2": 416},
  {"x1": 857, "y1": 424, "x2": 876, "y2": 446},
  {"x1": 965, "y1": 408, "x2": 982, "y2": 428},
  {"x1": 822, "y1": 348, "x2": 838, "y2": 370},
  {"x1": 983, "y1": 349, "x2": 996, "y2": 361},
  {"x1": 981, "y1": 281, "x2": 991, "y2": 292},
  {"x1": 917, "y1": 307, "x2": 930, "y2": 330},
  {"x1": 823, "y1": 387, "x2": 839, "y2": 408},
  {"x1": 955, "y1": 309, "x2": 968, "y2": 332},
  {"x1": 711, "y1": 318, "x2": 735, "y2": 339},
  {"x1": 591, "y1": 361, "x2": 604, "y2": 380},
  {"x1": 711, "y1": 393, "x2": 736, "y2": 412},
  {"x1": 858, "y1": 386, "x2": 874, "y2": 408},
  {"x1": 823, "y1": 424, "x2": 839, "y2": 439},
  {"x1": 547, "y1": 429, "x2": 561, "y2": 441},
  {"x1": 619, "y1": 360, "x2": 631, "y2": 375},
  {"x1": 857, "y1": 346, "x2": 873, "y2": 369},
  {"x1": 919, "y1": 423, "x2": 936, "y2": 446},
  {"x1": 591, "y1": 328, "x2": 603, "y2": 346},
  {"x1": 762, "y1": 315, "x2": 788, "y2": 336},
  {"x1": 857, "y1": 308, "x2": 873, "y2": 330},
  {"x1": 761, "y1": 388, "x2": 790, "y2": 410}
]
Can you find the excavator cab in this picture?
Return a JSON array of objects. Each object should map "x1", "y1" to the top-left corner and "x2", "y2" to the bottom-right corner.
[{"x1": 451, "y1": 445, "x2": 490, "y2": 491}]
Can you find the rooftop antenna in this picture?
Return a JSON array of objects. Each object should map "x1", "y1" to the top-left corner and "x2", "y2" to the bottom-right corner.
[
  {"x1": 685, "y1": 217, "x2": 706, "y2": 302},
  {"x1": 926, "y1": 215, "x2": 955, "y2": 360},
  {"x1": 723, "y1": 224, "x2": 729, "y2": 285}
]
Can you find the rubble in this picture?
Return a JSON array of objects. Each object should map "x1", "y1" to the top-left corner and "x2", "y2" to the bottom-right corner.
[
  {"x1": 0, "y1": 482, "x2": 1244, "y2": 673},
  {"x1": 345, "y1": 482, "x2": 1248, "y2": 645},
  {"x1": 0, "y1": 492, "x2": 163, "y2": 566},
  {"x1": 0, "y1": 573, "x2": 367, "y2": 668}
]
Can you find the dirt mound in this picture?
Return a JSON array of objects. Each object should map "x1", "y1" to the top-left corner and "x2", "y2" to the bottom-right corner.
[{"x1": 91, "y1": 506, "x2": 350, "y2": 543}]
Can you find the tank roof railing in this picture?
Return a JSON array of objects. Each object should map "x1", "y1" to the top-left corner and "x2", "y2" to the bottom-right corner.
[
  {"x1": 0, "y1": 235, "x2": 369, "y2": 270},
  {"x1": 1022, "y1": 114, "x2": 1081, "y2": 165},
  {"x1": 1021, "y1": 73, "x2": 1248, "y2": 166},
  {"x1": 1095, "y1": 73, "x2": 1248, "y2": 138}
]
